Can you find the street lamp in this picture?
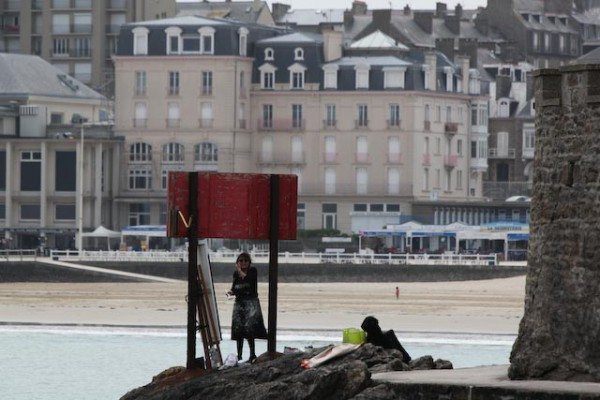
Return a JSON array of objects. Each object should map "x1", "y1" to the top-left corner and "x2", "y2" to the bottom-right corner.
[{"x1": 77, "y1": 122, "x2": 86, "y2": 253}]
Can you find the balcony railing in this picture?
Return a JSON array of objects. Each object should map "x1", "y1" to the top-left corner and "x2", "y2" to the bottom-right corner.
[
  {"x1": 167, "y1": 86, "x2": 180, "y2": 96},
  {"x1": 423, "y1": 153, "x2": 431, "y2": 166},
  {"x1": 354, "y1": 153, "x2": 370, "y2": 164},
  {"x1": 444, "y1": 154, "x2": 458, "y2": 168},
  {"x1": 387, "y1": 152, "x2": 403, "y2": 164},
  {"x1": 133, "y1": 118, "x2": 147, "y2": 128},
  {"x1": 166, "y1": 118, "x2": 180, "y2": 128},
  {"x1": 200, "y1": 86, "x2": 212, "y2": 96},
  {"x1": 323, "y1": 119, "x2": 337, "y2": 130},
  {"x1": 522, "y1": 147, "x2": 534, "y2": 159},
  {"x1": 488, "y1": 148, "x2": 516, "y2": 159},
  {"x1": 387, "y1": 119, "x2": 402, "y2": 130},
  {"x1": 323, "y1": 152, "x2": 338, "y2": 164},
  {"x1": 257, "y1": 119, "x2": 304, "y2": 131},
  {"x1": 2, "y1": 25, "x2": 20, "y2": 34},
  {"x1": 199, "y1": 118, "x2": 214, "y2": 128},
  {"x1": 354, "y1": 120, "x2": 369, "y2": 129},
  {"x1": 445, "y1": 122, "x2": 458, "y2": 135},
  {"x1": 257, "y1": 152, "x2": 305, "y2": 165}
]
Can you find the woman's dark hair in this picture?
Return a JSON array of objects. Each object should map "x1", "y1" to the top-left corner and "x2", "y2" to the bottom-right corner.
[{"x1": 236, "y1": 252, "x2": 252, "y2": 264}]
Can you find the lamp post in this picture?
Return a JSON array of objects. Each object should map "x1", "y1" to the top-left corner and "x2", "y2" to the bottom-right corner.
[{"x1": 77, "y1": 123, "x2": 85, "y2": 253}]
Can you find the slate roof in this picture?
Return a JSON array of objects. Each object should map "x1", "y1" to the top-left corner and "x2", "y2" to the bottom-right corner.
[
  {"x1": 257, "y1": 31, "x2": 322, "y2": 44},
  {"x1": 176, "y1": 1, "x2": 268, "y2": 24},
  {"x1": 325, "y1": 56, "x2": 412, "y2": 67},
  {"x1": 0, "y1": 53, "x2": 105, "y2": 100},
  {"x1": 575, "y1": 46, "x2": 600, "y2": 63},
  {"x1": 276, "y1": 9, "x2": 345, "y2": 26},
  {"x1": 129, "y1": 15, "x2": 229, "y2": 26},
  {"x1": 350, "y1": 30, "x2": 409, "y2": 51}
]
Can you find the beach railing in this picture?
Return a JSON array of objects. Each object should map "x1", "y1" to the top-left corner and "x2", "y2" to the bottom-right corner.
[
  {"x1": 0, "y1": 249, "x2": 38, "y2": 262},
  {"x1": 47, "y1": 249, "x2": 500, "y2": 266}
]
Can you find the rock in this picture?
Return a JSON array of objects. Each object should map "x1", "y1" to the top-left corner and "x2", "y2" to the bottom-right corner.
[
  {"x1": 434, "y1": 358, "x2": 453, "y2": 369},
  {"x1": 120, "y1": 345, "x2": 453, "y2": 400}
]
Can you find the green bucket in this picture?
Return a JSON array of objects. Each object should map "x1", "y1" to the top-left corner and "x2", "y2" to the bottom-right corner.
[{"x1": 342, "y1": 327, "x2": 366, "y2": 344}]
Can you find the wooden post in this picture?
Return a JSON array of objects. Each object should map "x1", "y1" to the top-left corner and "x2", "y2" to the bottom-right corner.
[
  {"x1": 187, "y1": 172, "x2": 200, "y2": 369},
  {"x1": 267, "y1": 175, "x2": 280, "y2": 354}
]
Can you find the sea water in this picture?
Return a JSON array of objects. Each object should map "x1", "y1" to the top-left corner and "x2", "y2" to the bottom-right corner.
[{"x1": 1, "y1": 325, "x2": 515, "y2": 400}]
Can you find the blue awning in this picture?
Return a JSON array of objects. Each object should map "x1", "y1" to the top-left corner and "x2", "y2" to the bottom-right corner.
[
  {"x1": 412, "y1": 232, "x2": 456, "y2": 237},
  {"x1": 507, "y1": 233, "x2": 529, "y2": 241}
]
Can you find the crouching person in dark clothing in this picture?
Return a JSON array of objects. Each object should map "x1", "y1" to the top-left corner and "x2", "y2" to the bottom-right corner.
[{"x1": 361, "y1": 315, "x2": 411, "y2": 363}]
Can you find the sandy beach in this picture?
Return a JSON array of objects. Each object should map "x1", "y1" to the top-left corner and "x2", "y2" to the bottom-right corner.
[{"x1": 0, "y1": 276, "x2": 526, "y2": 335}]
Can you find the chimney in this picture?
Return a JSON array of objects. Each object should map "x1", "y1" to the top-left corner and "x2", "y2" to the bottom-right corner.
[
  {"x1": 425, "y1": 51, "x2": 437, "y2": 91},
  {"x1": 445, "y1": 14, "x2": 460, "y2": 35},
  {"x1": 344, "y1": 10, "x2": 354, "y2": 27},
  {"x1": 352, "y1": 1, "x2": 368, "y2": 15},
  {"x1": 271, "y1": 3, "x2": 291, "y2": 21},
  {"x1": 414, "y1": 12, "x2": 434, "y2": 34},
  {"x1": 456, "y1": 55, "x2": 470, "y2": 94},
  {"x1": 373, "y1": 9, "x2": 392, "y2": 34},
  {"x1": 455, "y1": 4, "x2": 463, "y2": 19},
  {"x1": 404, "y1": 5, "x2": 411, "y2": 15},
  {"x1": 436, "y1": 2, "x2": 447, "y2": 18},
  {"x1": 458, "y1": 38, "x2": 478, "y2": 68},
  {"x1": 436, "y1": 37, "x2": 455, "y2": 60},
  {"x1": 322, "y1": 29, "x2": 343, "y2": 62}
]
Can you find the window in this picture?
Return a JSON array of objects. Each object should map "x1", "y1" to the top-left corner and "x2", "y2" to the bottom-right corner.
[
  {"x1": 291, "y1": 136, "x2": 303, "y2": 163},
  {"x1": 166, "y1": 102, "x2": 180, "y2": 127},
  {"x1": 354, "y1": 204, "x2": 368, "y2": 212},
  {"x1": 388, "y1": 168, "x2": 400, "y2": 194},
  {"x1": 355, "y1": 64, "x2": 370, "y2": 89},
  {"x1": 322, "y1": 203, "x2": 337, "y2": 229},
  {"x1": 238, "y1": 27, "x2": 248, "y2": 56},
  {"x1": 51, "y1": 113, "x2": 64, "y2": 124},
  {"x1": 129, "y1": 142, "x2": 152, "y2": 162},
  {"x1": 435, "y1": 137, "x2": 441, "y2": 154},
  {"x1": 544, "y1": 33, "x2": 551, "y2": 51},
  {"x1": 134, "y1": 102, "x2": 147, "y2": 127},
  {"x1": 457, "y1": 139, "x2": 463, "y2": 156},
  {"x1": 21, "y1": 151, "x2": 42, "y2": 191},
  {"x1": 168, "y1": 71, "x2": 179, "y2": 96},
  {"x1": 262, "y1": 104, "x2": 273, "y2": 129},
  {"x1": 324, "y1": 136, "x2": 336, "y2": 163},
  {"x1": 498, "y1": 99, "x2": 510, "y2": 117},
  {"x1": 200, "y1": 102, "x2": 213, "y2": 128},
  {"x1": 199, "y1": 27, "x2": 215, "y2": 54},
  {"x1": 21, "y1": 204, "x2": 41, "y2": 220},
  {"x1": 166, "y1": 27, "x2": 181, "y2": 54},
  {"x1": 128, "y1": 167, "x2": 152, "y2": 190},
  {"x1": 357, "y1": 104, "x2": 368, "y2": 128},
  {"x1": 135, "y1": 71, "x2": 146, "y2": 96},
  {"x1": 133, "y1": 27, "x2": 149, "y2": 55},
  {"x1": 129, "y1": 203, "x2": 151, "y2": 226},
  {"x1": 323, "y1": 65, "x2": 338, "y2": 89},
  {"x1": 297, "y1": 203, "x2": 305, "y2": 229},
  {"x1": 325, "y1": 167, "x2": 336, "y2": 194},
  {"x1": 422, "y1": 65, "x2": 430, "y2": 89},
  {"x1": 74, "y1": 37, "x2": 91, "y2": 56},
  {"x1": 325, "y1": 104, "x2": 336, "y2": 127},
  {"x1": 55, "y1": 151, "x2": 76, "y2": 191},
  {"x1": 0, "y1": 151, "x2": 5, "y2": 191},
  {"x1": 56, "y1": 204, "x2": 75, "y2": 220},
  {"x1": 356, "y1": 167, "x2": 368, "y2": 194},
  {"x1": 52, "y1": 14, "x2": 69, "y2": 34},
  {"x1": 0, "y1": 204, "x2": 4, "y2": 219},
  {"x1": 289, "y1": 64, "x2": 306, "y2": 89},
  {"x1": 294, "y1": 47, "x2": 304, "y2": 60},
  {"x1": 444, "y1": 67, "x2": 454, "y2": 92},
  {"x1": 195, "y1": 142, "x2": 218, "y2": 162},
  {"x1": 388, "y1": 136, "x2": 401, "y2": 163},
  {"x1": 259, "y1": 64, "x2": 276, "y2": 89},
  {"x1": 292, "y1": 104, "x2": 303, "y2": 129},
  {"x1": 53, "y1": 38, "x2": 69, "y2": 56},
  {"x1": 383, "y1": 67, "x2": 406, "y2": 89},
  {"x1": 423, "y1": 168, "x2": 430, "y2": 190},
  {"x1": 445, "y1": 170, "x2": 452, "y2": 191},
  {"x1": 261, "y1": 136, "x2": 273, "y2": 163},
  {"x1": 523, "y1": 123, "x2": 535, "y2": 152},
  {"x1": 446, "y1": 106, "x2": 452, "y2": 122},
  {"x1": 163, "y1": 143, "x2": 184, "y2": 162},
  {"x1": 389, "y1": 104, "x2": 400, "y2": 127},
  {"x1": 356, "y1": 136, "x2": 368, "y2": 163},
  {"x1": 532, "y1": 31, "x2": 539, "y2": 51},
  {"x1": 497, "y1": 132, "x2": 509, "y2": 156},
  {"x1": 469, "y1": 69, "x2": 480, "y2": 94},
  {"x1": 264, "y1": 47, "x2": 274, "y2": 60},
  {"x1": 182, "y1": 35, "x2": 200, "y2": 53},
  {"x1": 73, "y1": 13, "x2": 91, "y2": 33},
  {"x1": 456, "y1": 170, "x2": 463, "y2": 189}
]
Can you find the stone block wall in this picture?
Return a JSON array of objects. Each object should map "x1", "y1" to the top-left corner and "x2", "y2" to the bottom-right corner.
[{"x1": 509, "y1": 65, "x2": 600, "y2": 382}]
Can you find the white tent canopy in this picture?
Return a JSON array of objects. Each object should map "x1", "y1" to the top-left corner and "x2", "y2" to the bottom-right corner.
[{"x1": 80, "y1": 225, "x2": 121, "y2": 250}]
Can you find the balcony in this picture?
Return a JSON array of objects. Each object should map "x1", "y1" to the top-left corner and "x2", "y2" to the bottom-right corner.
[
  {"x1": 257, "y1": 152, "x2": 305, "y2": 165},
  {"x1": 323, "y1": 152, "x2": 338, "y2": 164},
  {"x1": 386, "y1": 152, "x2": 403, "y2": 164},
  {"x1": 422, "y1": 153, "x2": 431, "y2": 166},
  {"x1": 488, "y1": 148, "x2": 516, "y2": 159},
  {"x1": 323, "y1": 119, "x2": 337, "y2": 130},
  {"x1": 354, "y1": 120, "x2": 369, "y2": 130},
  {"x1": 166, "y1": 118, "x2": 180, "y2": 128},
  {"x1": 387, "y1": 119, "x2": 402, "y2": 130},
  {"x1": 199, "y1": 118, "x2": 214, "y2": 129},
  {"x1": 470, "y1": 157, "x2": 488, "y2": 171},
  {"x1": 2, "y1": 25, "x2": 20, "y2": 34},
  {"x1": 167, "y1": 86, "x2": 180, "y2": 96},
  {"x1": 257, "y1": 118, "x2": 304, "y2": 131},
  {"x1": 444, "y1": 122, "x2": 458, "y2": 136},
  {"x1": 354, "y1": 153, "x2": 370, "y2": 164},
  {"x1": 444, "y1": 154, "x2": 458, "y2": 169},
  {"x1": 133, "y1": 118, "x2": 147, "y2": 128},
  {"x1": 51, "y1": 48, "x2": 93, "y2": 58},
  {"x1": 200, "y1": 86, "x2": 212, "y2": 96}
]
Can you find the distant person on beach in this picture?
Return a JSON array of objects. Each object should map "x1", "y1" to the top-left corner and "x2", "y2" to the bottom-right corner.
[
  {"x1": 361, "y1": 315, "x2": 411, "y2": 363},
  {"x1": 227, "y1": 252, "x2": 268, "y2": 363},
  {"x1": 395, "y1": 286, "x2": 399, "y2": 299}
]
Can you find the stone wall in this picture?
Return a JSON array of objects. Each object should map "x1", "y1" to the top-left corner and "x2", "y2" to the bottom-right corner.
[{"x1": 509, "y1": 65, "x2": 600, "y2": 382}]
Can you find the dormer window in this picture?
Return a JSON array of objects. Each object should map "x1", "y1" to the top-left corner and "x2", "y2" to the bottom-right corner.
[
  {"x1": 133, "y1": 27, "x2": 149, "y2": 55},
  {"x1": 323, "y1": 64, "x2": 338, "y2": 89},
  {"x1": 198, "y1": 27, "x2": 215, "y2": 54},
  {"x1": 238, "y1": 27, "x2": 248, "y2": 56},
  {"x1": 289, "y1": 63, "x2": 306, "y2": 90},
  {"x1": 265, "y1": 47, "x2": 274, "y2": 61},
  {"x1": 294, "y1": 47, "x2": 304, "y2": 61},
  {"x1": 165, "y1": 27, "x2": 182, "y2": 54},
  {"x1": 383, "y1": 66, "x2": 406, "y2": 89},
  {"x1": 355, "y1": 64, "x2": 370, "y2": 89},
  {"x1": 259, "y1": 63, "x2": 277, "y2": 89},
  {"x1": 498, "y1": 98, "x2": 510, "y2": 117}
]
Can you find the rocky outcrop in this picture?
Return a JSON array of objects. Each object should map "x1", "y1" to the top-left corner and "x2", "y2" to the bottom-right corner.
[{"x1": 120, "y1": 344, "x2": 453, "y2": 400}]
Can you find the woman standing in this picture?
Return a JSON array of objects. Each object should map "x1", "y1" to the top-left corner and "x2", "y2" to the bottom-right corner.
[{"x1": 227, "y1": 252, "x2": 268, "y2": 363}]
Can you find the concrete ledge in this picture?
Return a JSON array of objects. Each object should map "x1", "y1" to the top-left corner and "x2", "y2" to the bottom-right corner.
[{"x1": 373, "y1": 365, "x2": 600, "y2": 399}]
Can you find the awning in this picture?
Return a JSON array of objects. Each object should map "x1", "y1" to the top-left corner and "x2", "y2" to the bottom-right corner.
[
  {"x1": 360, "y1": 230, "x2": 406, "y2": 237},
  {"x1": 507, "y1": 233, "x2": 529, "y2": 241}
]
